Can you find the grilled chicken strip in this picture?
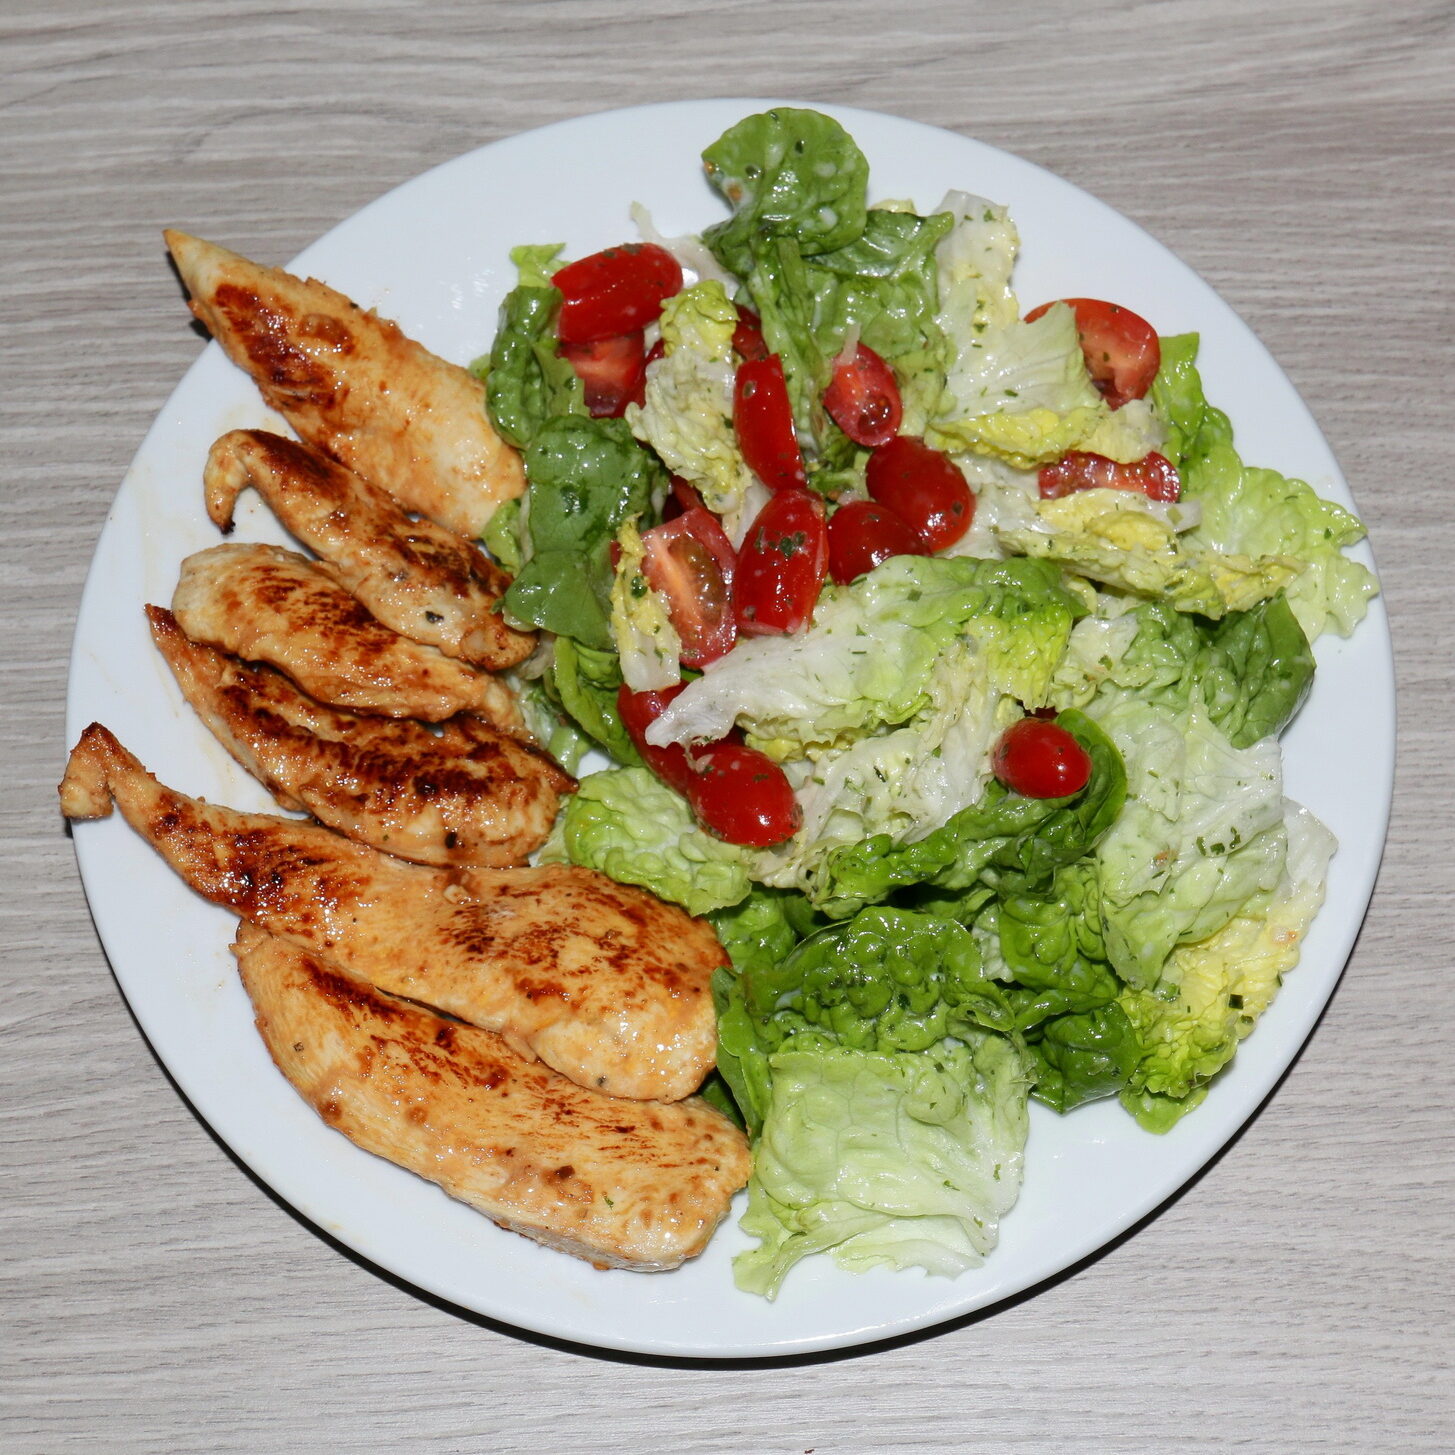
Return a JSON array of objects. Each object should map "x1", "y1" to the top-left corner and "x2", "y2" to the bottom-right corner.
[
  {"x1": 61, "y1": 725, "x2": 721, "y2": 1101},
  {"x1": 204, "y1": 429, "x2": 534, "y2": 670},
  {"x1": 172, "y1": 542, "x2": 520, "y2": 724},
  {"x1": 233, "y1": 923, "x2": 748, "y2": 1271},
  {"x1": 165, "y1": 230, "x2": 524, "y2": 539},
  {"x1": 147, "y1": 606, "x2": 570, "y2": 868}
]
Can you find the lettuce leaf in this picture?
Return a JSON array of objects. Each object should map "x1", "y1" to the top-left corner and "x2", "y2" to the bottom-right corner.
[
  {"x1": 702, "y1": 107, "x2": 869, "y2": 278},
  {"x1": 1119, "y1": 802, "x2": 1336, "y2": 1130},
  {"x1": 503, "y1": 416, "x2": 665, "y2": 649},
  {"x1": 645, "y1": 554, "x2": 1079, "y2": 759},
  {"x1": 733, "y1": 1035, "x2": 1031, "y2": 1298},
  {"x1": 1152, "y1": 334, "x2": 1379, "y2": 639},
  {"x1": 555, "y1": 766, "x2": 754, "y2": 917}
]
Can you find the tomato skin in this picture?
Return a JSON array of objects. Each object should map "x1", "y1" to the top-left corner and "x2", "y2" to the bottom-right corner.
[
  {"x1": 732, "y1": 307, "x2": 770, "y2": 363},
  {"x1": 1024, "y1": 298, "x2": 1160, "y2": 410},
  {"x1": 733, "y1": 356, "x2": 807, "y2": 492},
  {"x1": 827, "y1": 499, "x2": 928, "y2": 584},
  {"x1": 1038, "y1": 449, "x2": 1180, "y2": 503},
  {"x1": 617, "y1": 686, "x2": 800, "y2": 846},
  {"x1": 553, "y1": 243, "x2": 683, "y2": 346},
  {"x1": 733, "y1": 488, "x2": 829, "y2": 637},
  {"x1": 992, "y1": 718, "x2": 1092, "y2": 798},
  {"x1": 865, "y1": 436, "x2": 974, "y2": 551},
  {"x1": 824, "y1": 344, "x2": 903, "y2": 447},
  {"x1": 640, "y1": 507, "x2": 737, "y2": 667},
  {"x1": 559, "y1": 331, "x2": 647, "y2": 418}
]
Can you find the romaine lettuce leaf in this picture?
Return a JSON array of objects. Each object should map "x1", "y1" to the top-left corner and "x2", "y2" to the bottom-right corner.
[
  {"x1": 1088, "y1": 691, "x2": 1287, "y2": 987},
  {"x1": 733, "y1": 1034, "x2": 1031, "y2": 1298},
  {"x1": 554, "y1": 766, "x2": 754, "y2": 917},
  {"x1": 702, "y1": 107, "x2": 869, "y2": 278},
  {"x1": 645, "y1": 554, "x2": 1079, "y2": 759},
  {"x1": 818, "y1": 708, "x2": 1126, "y2": 916},
  {"x1": 1119, "y1": 802, "x2": 1336, "y2": 1130},
  {"x1": 1152, "y1": 334, "x2": 1379, "y2": 639},
  {"x1": 503, "y1": 416, "x2": 664, "y2": 649}
]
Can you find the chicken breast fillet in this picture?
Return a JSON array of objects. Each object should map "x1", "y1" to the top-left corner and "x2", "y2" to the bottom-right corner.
[
  {"x1": 165, "y1": 230, "x2": 524, "y2": 539},
  {"x1": 61, "y1": 725, "x2": 721, "y2": 1101},
  {"x1": 172, "y1": 542, "x2": 520, "y2": 724},
  {"x1": 204, "y1": 429, "x2": 535, "y2": 670},
  {"x1": 147, "y1": 605, "x2": 570, "y2": 868},
  {"x1": 232, "y1": 922, "x2": 748, "y2": 1271}
]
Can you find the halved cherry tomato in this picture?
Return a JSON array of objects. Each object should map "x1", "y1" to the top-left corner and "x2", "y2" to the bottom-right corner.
[
  {"x1": 682, "y1": 741, "x2": 802, "y2": 847},
  {"x1": 617, "y1": 683, "x2": 695, "y2": 793},
  {"x1": 732, "y1": 306, "x2": 770, "y2": 363},
  {"x1": 827, "y1": 499, "x2": 928, "y2": 584},
  {"x1": 661, "y1": 475, "x2": 706, "y2": 522},
  {"x1": 553, "y1": 243, "x2": 683, "y2": 346},
  {"x1": 865, "y1": 435, "x2": 974, "y2": 551},
  {"x1": 1038, "y1": 450, "x2": 1180, "y2": 503},
  {"x1": 617, "y1": 686, "x2": 800, "y2": 846},
  {"x1": 824, "y1": 343, "x2": 902, "y2": 447},
  {"x1": 734, "y1": 355, "x2": 806, "y2": 492},
  {"x1": 991, "y1": 718, "x2": 1092, "y2": 798},
  {"x1": 640, "y1": 507, "x2": 737, "y2": 667},
  {"x1": 559, "y1": 331, "x2": 647, "y2": 418},
  {"x1": 734, "y1": 488, "x2": 828, "y2": 637},
  {"x1": 1023, "y1": 298, "x2": 1159, "y2": 410}
]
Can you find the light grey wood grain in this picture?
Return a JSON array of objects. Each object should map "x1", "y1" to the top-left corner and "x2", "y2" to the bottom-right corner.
[{"x1": 4, "y1": 1, "x2": 1452, "y2": 1451}]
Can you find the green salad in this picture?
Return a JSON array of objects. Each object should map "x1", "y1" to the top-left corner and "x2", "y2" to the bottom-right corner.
[{"x1": 474, "y1": 108, "x2": 1378, "y2": 1298}]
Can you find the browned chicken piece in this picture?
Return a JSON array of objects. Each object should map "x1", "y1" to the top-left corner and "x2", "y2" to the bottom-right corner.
[
  {"x1": 147, "y1": 606, "x2": 571, "y2": 868},
  {"x1": 204, "y1": 430, "x2": 535, "y2": 670},
  {"x1": 165, "y1": 230, "x2": 524, "y2": 539},
  {"x1": 171, "y1": 542, "x2": 521, "y2": 725},
  {"x1": 233, "y1": 922, "x2": 749, "y2": 1271},
  {"x1": 60, "y1": 725, "x2": 722, "y2": 1102}
]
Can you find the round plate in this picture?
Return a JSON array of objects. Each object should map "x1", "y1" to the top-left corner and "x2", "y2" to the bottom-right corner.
[{"x1": 65, "y1": 99, "x2": 1393, "y2": 1359}]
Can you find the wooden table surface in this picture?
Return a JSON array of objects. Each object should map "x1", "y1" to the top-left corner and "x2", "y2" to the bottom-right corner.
[{"x1": 5, "y1": 2, "x2": 1451, "y2": 1450}]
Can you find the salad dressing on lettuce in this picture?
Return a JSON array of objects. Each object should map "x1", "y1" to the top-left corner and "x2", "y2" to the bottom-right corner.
[{"x1": 475, "y1": 107, "x2": 1378, "y2": 1298}]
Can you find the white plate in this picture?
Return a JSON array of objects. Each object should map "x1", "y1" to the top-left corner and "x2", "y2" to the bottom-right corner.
[{"x1": 66, "y1": 99, "x2": 1394, "y2": 1359}]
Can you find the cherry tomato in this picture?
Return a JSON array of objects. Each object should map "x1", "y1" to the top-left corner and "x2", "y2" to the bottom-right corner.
[
  {"x1": 558, "y1": 331, "x2": 647, "y2": 417},
  {"x1": 732, "y1": 306, "x2": 770, "y2": 362},
  {"x1": 553, "y1": 243, "x2": 683, "y2": 346},
  {"x1": 617, "y1": 683, "x2": 695, "y2": 794},
  {"x1": 1023, "y1": 298, "x2": 1160, "y2": 410},
  {"x1": 640, "y1": 507, "x2": 737, "y2": 667},
  {"x1": 733, "y1": 356, "x2": 807, "y2": 492},
  {"x1": 682, "y1": 741, "x2": 802, "y2": 847},
  {"x1": 734, "y1": 488, "x2": 828, "y2": 637},
  {"x1": 617, "y1": 686, "x2": 800, "y2": 846},
  {"x1": 826, "y1": 499, "x2": 928, "y2": 584},
  {"x1": 991, "y1": 718, "x2": 1092, "y2": 799},
  {"x1": 823, "y1": 343, "x2": 902, "y2": 447},
  {"x1": 865, "y1": 436, "x2": 974, "y2": 551},
  {"x1": 1038, "y1": 450, "x2": 1180, "y2": 503}
]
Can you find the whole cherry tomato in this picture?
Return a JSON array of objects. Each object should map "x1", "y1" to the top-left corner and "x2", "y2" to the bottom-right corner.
[
  {"x1": 733, "y1": 488, "x2": 828, "y2": 636},
  {"x1": 1023, "y1": 298, "x2": 1160, "y2": 410},
  {"x1": 553, "y1": 243, "x2": 683, "y2": 346},
  {"x1": 865, "y1": 435, "x2": 974, "y2": 551},
  {"x1": 991, "y1": 717, "x2": 1092, "y2": 798},
  {"x1": 733, "y1": 355, "x2": 807, "y2": 492},
  {"x1": 617, "y1": 687, "x2": 800, "y2": 846},
  {"x1": 732, "y1": 306, "x2": 770, "y2": 362},
  {"x1": 640, "y1": 507, "x2": 737, "y2": 667},
  {"x1": 826, "y1": 499, "x2": 928, "y2": 584},
  {"x1": 558, "y1": 331, "x2": 647, "y2": 417},
  {"x1": 1038, "y1": 449, "x2": 1180, "y2": 503},
  {"x1": 823, "y1": 343, "x2": 902, "y2": 447}
]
